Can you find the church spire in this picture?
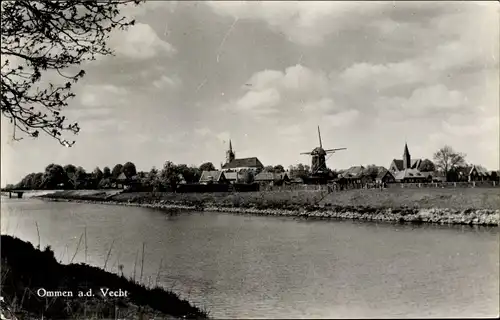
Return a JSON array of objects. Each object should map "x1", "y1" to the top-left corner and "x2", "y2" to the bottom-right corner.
[
  {"x1": 226, "y1": 139, "x2": 235, "y2": 164},
  {"x1": 403, "y1": 142, "x2": 411, "y2": 170}
]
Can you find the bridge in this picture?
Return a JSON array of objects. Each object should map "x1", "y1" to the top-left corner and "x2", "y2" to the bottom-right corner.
[{"x1": 3, "y1": 190, "x2": 24, "y2": 198}]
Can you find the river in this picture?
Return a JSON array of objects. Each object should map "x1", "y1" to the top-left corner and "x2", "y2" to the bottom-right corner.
[{"x1": 1, "y1": 196, "x2": 499, "y2": 318}]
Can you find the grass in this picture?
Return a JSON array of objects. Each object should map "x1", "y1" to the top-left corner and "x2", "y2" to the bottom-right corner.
[
  {"x1": 40, "y1": 187, "x2": 500, "y2": 211},
  {"x1": 105, "y1": 187, "x2": 500, "y2": 210},
  {"x1": 0, "y1": 235, "x2": 209, "y2": 319}
]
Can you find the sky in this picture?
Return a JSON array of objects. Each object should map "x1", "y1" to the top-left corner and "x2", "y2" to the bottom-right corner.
[{"x1": 1, "y1": 1, "x2": 499, "y2": 186}]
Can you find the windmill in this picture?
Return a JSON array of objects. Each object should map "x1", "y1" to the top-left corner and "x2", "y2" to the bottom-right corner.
[{"x1": 300, "y1": 126, "x2": 347, "y2": 176}]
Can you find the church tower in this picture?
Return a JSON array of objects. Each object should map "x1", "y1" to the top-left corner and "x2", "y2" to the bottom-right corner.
[
  {"x1": 403, "y1": 142, "x2": 411, "y2": 170},
  {"x1": 226, "y1": 140, "x2": 235, "y2": 164}
]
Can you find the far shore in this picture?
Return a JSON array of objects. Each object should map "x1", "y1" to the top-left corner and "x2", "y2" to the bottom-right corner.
[{"x1": 33, "y1": 188, "x2": 500, "y2": 226}]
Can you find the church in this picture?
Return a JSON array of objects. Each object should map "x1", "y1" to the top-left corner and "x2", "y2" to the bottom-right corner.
[
  {"x1": 389, "y1": 143, "x2": 428, "y2": 183},
  {"x1": 220, "y1": 140, "x2": 264, "y2": 173}
]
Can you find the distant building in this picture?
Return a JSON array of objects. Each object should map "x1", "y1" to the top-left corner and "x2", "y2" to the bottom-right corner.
[
  {"x1": 456, "y1": 165, "x2": 481, "y2": 182},
  {"x1": 389, "y1": 143, "x2": 423, "y2": 173},
  {"x1": 254, "y1": 172, "x2": 290, "y2": 186},
  {"x1": 220, "y1": 140, "x2": 264, "y2": 173},
  {"x1": 199, "y1": 171, "x2": 229, "y2": 184},
  {"x1": 393, "y1": 169, "x2": 428, "y2": 183},
  {"x1": 376, "y1": 169, "x2": 395, "y2": 184},
  {"x1": 338, "y1": 166, "x2": 365, "y2": 186},
  {"x1": 116, "y1": 172, "x2": 140, "y2": 189}
]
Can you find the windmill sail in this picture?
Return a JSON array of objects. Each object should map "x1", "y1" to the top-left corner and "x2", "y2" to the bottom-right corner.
[
  {"x1": 324, "y1": 147, "x2": 347, "y2": 153},
  {"x1": 318, "y1": 126, "x2": 322, "y2": 149}
]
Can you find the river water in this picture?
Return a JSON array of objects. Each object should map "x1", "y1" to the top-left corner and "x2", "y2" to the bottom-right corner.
[{"x1": 1, "y1": 197, "x2": 499, "y2": 318}]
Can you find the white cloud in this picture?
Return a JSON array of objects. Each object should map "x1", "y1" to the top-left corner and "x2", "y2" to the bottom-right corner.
[
  {"x1": 108, "y1": 23, "x2": 176, "y2": 60},
  {"x1": 338, "y1": 61, "x2": 427, "y2": 91},
  {"x1": 442, "y1": 115, "x2": 498, "y2": 138},
  {"x1": 206, "y1": 1, "x2": 382, "y2": 46},
  {"x1": 235, "y1": 88, "x2": 281, "y2": 115},
  {"x1": 375, "y1": 84, "x2": 468, "y2": 120},
  {"x1": 80, "y1": 84, "x2": 128, "y2": 108},
  {"x1": 121, "y1": 1, "x2": 178, "y2": 19},
  {"x1": 323, "y1": 109, "x2": 360, "y2": 127},
  {"x1": 152, "y1": 75, "x2": 182, "y2": 89}
]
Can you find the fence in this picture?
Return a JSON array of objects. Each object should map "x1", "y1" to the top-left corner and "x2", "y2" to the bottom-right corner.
[
  {"x1": 262, "y1": 184, "x2": 329, "y2": 192},
  {"x1": 386, "y1": 181, "x2": 499, "y2": 189},
  {"x1": 177, "y1": 183, "x2": 230, "y2": 193}
]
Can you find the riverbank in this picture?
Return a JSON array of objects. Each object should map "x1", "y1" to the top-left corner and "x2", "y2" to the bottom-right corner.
[
  {"x1": 37, "y1": 189, "x2": 500, "y2": 226},
  {"x1": 0, "y1": 235, "x2": 208, "y2": 320}
]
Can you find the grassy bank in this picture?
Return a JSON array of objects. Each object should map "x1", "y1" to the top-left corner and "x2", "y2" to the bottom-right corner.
[
  {"x1": 40, "y1": 187, "x2": 500, "y2": 210},
  {"x1": 38, "y1": 188, "x2": 500, "y2": 226},
  {"x1": 0, "y1": 235, "x2": 208, "y2": 320}
]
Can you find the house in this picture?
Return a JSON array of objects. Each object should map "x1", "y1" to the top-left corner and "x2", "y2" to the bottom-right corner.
[
  {"x1": 199, "y1": 171, "x2": 229, "y2": 184},
  {"x1": 376, "y1": 169, "x2": 395, "y2": 184},
  {"x1": 220, "y1": 140, "x2": 264, "y2": 173},
  {"x1": 223, "y1": 171, "x2": 241, "y2": 184},
  {"x1": 389, "y1": 143, "x2": 423, "y2": 173},
  {"x1": 116, "y1": 172, "x2": 141, "y2": 189},
  {"x1": 339, "y1": 166, "x2": 365, "y2": 185},
  {"x1": 393, "y1": 169, "x2": 428, "y2": 183},
  {"x1": 254, "y1": 172, "x2": 290, "y2": 186},
  {"x1": 456, "y1": 165, "x2": 481, "y2": 182},
  {"x1": 428, "y1": 171, "x2": 446, "y2": 182}
]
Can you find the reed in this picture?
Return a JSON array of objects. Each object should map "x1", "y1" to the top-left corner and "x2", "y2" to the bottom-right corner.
[
  {"x1": 70, "y1": 232, "x2": 84, "y2": 264},
  {"x1": 103, "y1": 239, "x2": 115, "y2": 271},
  {"x1": 84, "y1": 226, "x2": 88, "y2": 264},
  {"x1": 35, "y1": 221, "x2": 40, "y2": 249},
  {"x1": 140, "y1": 242, "x2": 145, "y2": 283}
]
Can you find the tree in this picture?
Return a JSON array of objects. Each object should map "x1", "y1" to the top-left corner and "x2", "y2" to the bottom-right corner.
[
  {"x1": 92, "y1": 167, "x2": 104, "y2": 187},
  {"x1": 122, "y1": 161, "x2": 137, "y2": 178},
  {"x1": 241, "y1": 170, "x2": 254, "y2": 184},
  {"x1": 433, "y1": 145, "x2": 466, "y2": 181},
  {"x1": 145, "y1": 166, "x2": 160, "y2": 190},
  {"x1": 102, "y1": 166, "x2": 111, "y2": 179},
  {"x1": 160, "y1": 161, "x2": 180, "y2": 191},
  {"x1": 490, "y1": 171, "x2": 499, "y2": 182},
  {"x1": 263, "y1": 165, "x2": 274, "y2": 172},
  {"x1": 111, "y1": 164, "x2": 123, "y2": 179},
  {"x1": 289, "y1": 163, "x2": 309, "y2": 179},
  {"x1": 364, "y1": 165, "x2": 379, "y2": 181},
  {"x1": 1, "y1": 0, "x2": 143, "y2": 146},
  {"x1": 419, "y1": 159, "x2": 436, "y2": 172},
  {"x1": 273, "y1": 165, "x2": 285, "y2": 173},
  {"x1": 42, "y1": 164, "x2": 66, "y2": 189},
  {"x1": 199, "y1": 162, "x2": 215, "y2": 172},
  {"x1": 63, "y1": 164, "x2": 77, "y2": 175}
]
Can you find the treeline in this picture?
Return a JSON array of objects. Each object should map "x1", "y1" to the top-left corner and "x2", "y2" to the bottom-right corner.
[
  {"x1": 9, "y1": 161, "x2": 216, "y2": 191},
  {"x1": 8, "y1": 161, "x2": 314, "y2": 191}
]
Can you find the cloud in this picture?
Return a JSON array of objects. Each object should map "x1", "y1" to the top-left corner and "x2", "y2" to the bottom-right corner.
[
  {"x1": 323, "y1": 109, "x2": 360, "y2": 127},
  {"x1": 80, "y1": 84, "x2": 128, "y2": 108},
  {"x1": 152, "y1": 75, "x2": 182, "y2": 89},
  {"x1": 121, "y1": 1, "x2": 179, "y2": 19},
  {"x1": 374, "y1": 84, "x2": 469, "y2": 121},
  {"x1": 80, "y1": 119, "x2": 130, "y2": 134},
  {"x1": 235, "y1": 88, "x2": 281, "y2": 116},
  {"x1": 206, "y1": 1, "x2": 382, "y2": 46},
  {"x1": 231, "y1": 64, "x2": 357, "y2": 127},
  {"x1": 338, "y1": 61, "x2": 427, "y2": 92},
  {"x1": 108, "y1": 23, "x2": 176, "y2": 60},
  {"x1": 442, "y1": 115, "x2": 498, "y2": 138}
]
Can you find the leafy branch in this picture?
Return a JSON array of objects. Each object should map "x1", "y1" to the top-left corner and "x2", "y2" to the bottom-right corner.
[{"x1": 1, "y1": 0, "x2": 143, "y2": 146}]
